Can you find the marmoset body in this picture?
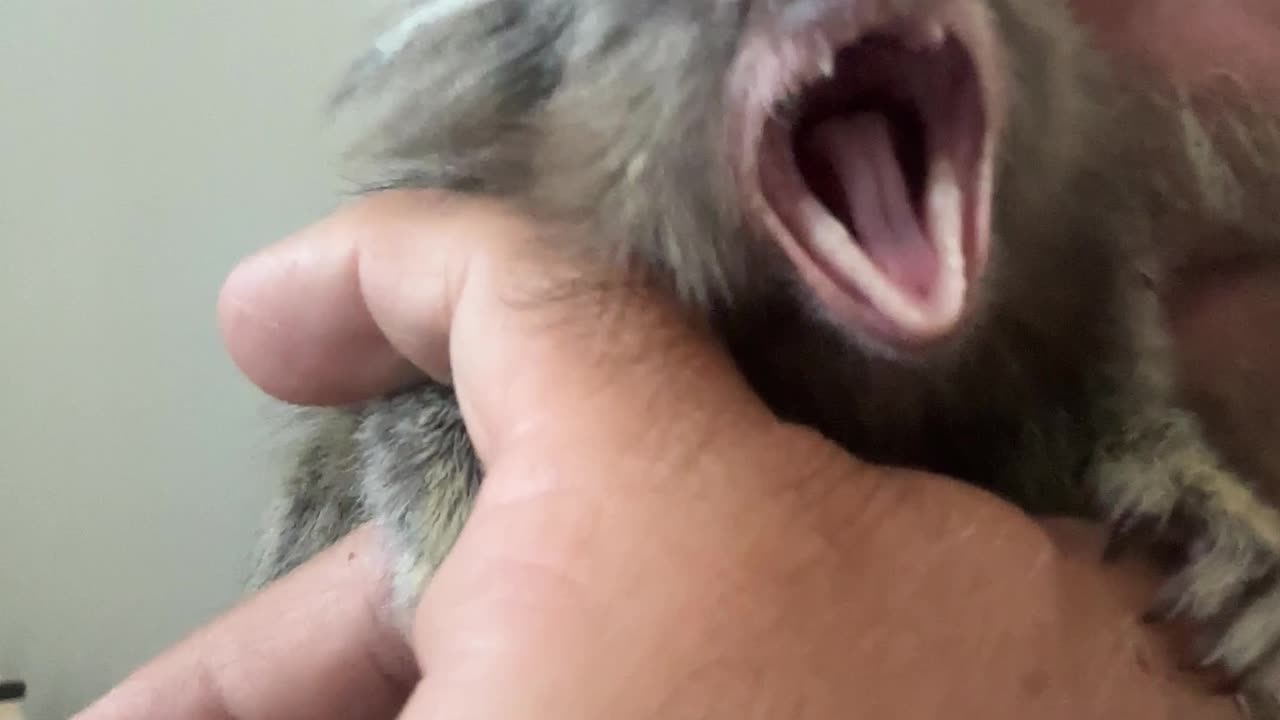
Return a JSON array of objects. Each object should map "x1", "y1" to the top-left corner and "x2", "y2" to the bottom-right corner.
[{"x1": 250, "y1": 0, "x2": 1280, "y2": 710}]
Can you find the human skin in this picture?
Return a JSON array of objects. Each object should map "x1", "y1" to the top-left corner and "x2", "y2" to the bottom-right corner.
[
  {"x1": 76, "y1": 2, "x2": 1280, "y2": 718},
  {"x1": 78, "y1": 191, "x2": 1240, "y2": 720}
]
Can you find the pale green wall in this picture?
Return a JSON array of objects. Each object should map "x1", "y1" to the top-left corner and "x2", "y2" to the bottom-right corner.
[{"x1": 0, "y1": 2, "x2": 379, "y2": 716}]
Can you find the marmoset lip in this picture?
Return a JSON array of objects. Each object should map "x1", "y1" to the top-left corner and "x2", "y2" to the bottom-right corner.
[{"x1": 726, "y1": 0, "x2": 1007, "y2": 351}]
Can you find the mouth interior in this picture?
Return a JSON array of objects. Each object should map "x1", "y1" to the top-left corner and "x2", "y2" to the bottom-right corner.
[
  {"x1": 766, "y1": 31, "x2": 986, "y2": 335},
  {"x1": 793, "y1": 84, "x2": 933, "y2": 299}
]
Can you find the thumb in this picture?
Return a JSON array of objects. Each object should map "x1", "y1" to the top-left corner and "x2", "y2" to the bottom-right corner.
[{"x1": 220, "y1": 189, "x2": 778, "y2": 468}]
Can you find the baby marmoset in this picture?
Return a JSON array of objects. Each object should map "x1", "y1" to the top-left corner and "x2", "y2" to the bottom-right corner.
[{"x1": 250, "y1": 0, "x2": 1280, "y2": 710}]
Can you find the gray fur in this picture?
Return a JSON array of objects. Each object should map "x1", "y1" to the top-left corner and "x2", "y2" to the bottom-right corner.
[
  {"x1": 250, "y1": 0, "x2": 1280, "y2": 711},
  {"x1": 353, "y1": 385, "x2": 481, "y2": 615},
  {"x1": 248, "y1": 408, "x2": 366, "y2": 588}
]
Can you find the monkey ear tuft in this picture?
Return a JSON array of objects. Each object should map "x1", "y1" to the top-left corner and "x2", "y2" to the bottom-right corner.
[
  {"x1": 331, "y1": 0, "x2": 492, "y2": 109},
  {"x1": 330, "y1": 50, "x2": 383, "y2": 110}
]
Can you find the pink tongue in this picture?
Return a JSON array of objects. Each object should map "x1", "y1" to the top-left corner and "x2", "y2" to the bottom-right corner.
[{"x1": 807, "y1": 113, "x2": 938, "y2": 301}]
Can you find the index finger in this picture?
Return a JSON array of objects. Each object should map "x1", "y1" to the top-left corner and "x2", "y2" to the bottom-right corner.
[{"x1": 74, "y1": 527, "x2": 417, "y2": 720}]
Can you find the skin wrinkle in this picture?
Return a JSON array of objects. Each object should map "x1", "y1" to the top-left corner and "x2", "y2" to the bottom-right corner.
[
  {"x1": 358, "y1": 625, "x2": 415, "y2": 712},
  {"x1": 483, "y1": 286, "x2": 776, "y2": 507},
  {"x1": 300, "y1": 533, "x2": 415, "y2": 715},
  {"x1": 354, "y1": 216, "x2": 458, "y2": 387},
  {"x1": 189, "y1": 659, "x2": 240, "y2": 720},
  {"x1": 1046, "y1": 524, "x2": 1209, "y2": 706},
  {"x1": 453, "y1": 432, "x2": 861, "y2": 717},
  {"x1": 350, "y1": 537, "x2": 419, "y2": 704},
  {"x1": 454, "y1": 218, "x2": 750, "y2": 469},
  {"x1": 219, "y1": 227, "x2": 424, "y2": 407},
  {"x1": 724, "y1": 462, "x2": 1013, "y2": 710},
  {"x1": 77, "y1": 528, "x2": 420, "y2": 720},
  {"x1": 419, "y1": 467, "x2": 610, "y2": 632},
  {"x1": 411, "y1": 527, "x2": 627, "y2": 714},
  {"x1": 1090, "y1": 640, "x2": 1141, "y2": 716},
  {"x1": 526, "y1": 297, "x2": 706, "y2": 425},
  {"x1": 625, "y1": 565, "x2": 765, "y2": 717},
  {"x1": 654, "y1": 652, "x2": 766, "y2": 720},
  {"x1": 1056, "y1": 583, "x2": 1128, "y2": 716},
  {"x1": 488, "y1": 419, "x2": 764, "y2": 589},
  {"x1": 630, "y1": 391, "x2": 761, "y2": 503},
  {"x1": 236, "y1": 531, "x2": 412, "y2": 718},
  {"x1": 754, "y1": 451, "x2": 1061, "y2": 697}
]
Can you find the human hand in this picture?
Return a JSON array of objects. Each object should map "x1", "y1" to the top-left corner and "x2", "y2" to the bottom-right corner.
[{"x1": 79, "y1": 190, "x2": 1240, "y2": 719}]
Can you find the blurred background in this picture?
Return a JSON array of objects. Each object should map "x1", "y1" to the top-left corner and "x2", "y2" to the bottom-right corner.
[{"x1": 0, "y1": 2, "x2": 381, "y2": 716}]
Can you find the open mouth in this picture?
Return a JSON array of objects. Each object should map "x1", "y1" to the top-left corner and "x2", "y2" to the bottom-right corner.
[{"x1": 733, "y1": 8, "x2": 998, "y2": 347}]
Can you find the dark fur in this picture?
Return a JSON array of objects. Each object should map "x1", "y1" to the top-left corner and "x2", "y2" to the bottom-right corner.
[{"x1": 250, "y1": 0, "x2": 1280, "y2": 711}]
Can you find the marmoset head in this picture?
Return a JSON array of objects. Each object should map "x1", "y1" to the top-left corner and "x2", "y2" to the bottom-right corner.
[{"x1": 337, "y1": 0, "x2": 1109, "y2": 358}]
